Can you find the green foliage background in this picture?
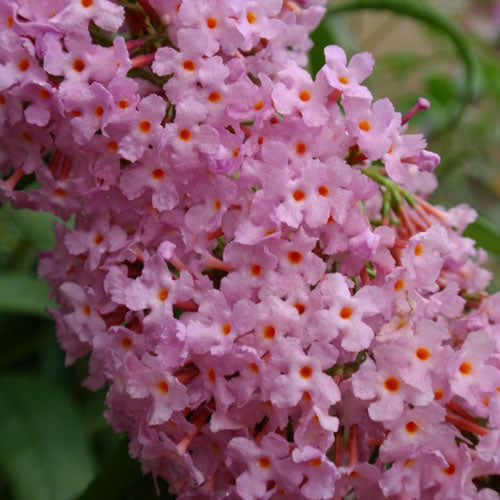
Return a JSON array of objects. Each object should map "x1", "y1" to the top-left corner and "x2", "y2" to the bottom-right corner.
[{"x1": 0, "y1": 1, "x2": 498, "y2": 498}]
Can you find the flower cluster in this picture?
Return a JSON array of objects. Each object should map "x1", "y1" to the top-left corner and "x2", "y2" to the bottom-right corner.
[
  {"x1": 462, "y1": 0, "x2": 500, "y2": 42},
  {"x1": 1, "y1": 1, "x2": 499, "y2": 499}
]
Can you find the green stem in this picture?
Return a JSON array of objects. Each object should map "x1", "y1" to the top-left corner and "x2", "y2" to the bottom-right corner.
[
  {"x1": 362, "y1": 167, "x2": 401, "y2": 208},
  {"x1": 362, "y1": 166, "x2": 417, "y2": 210},
  {"x1": 126, "y1": 67, "x2": 171, "y2": 87},
  {"x1": 382, "y1": 186, "x2": 392, "y2": 219},
  {"x1": 89, "y1": 22, "x2": 114, "y2": 47},
  {"x1": 326, "y1": 0, "x2": 478, "y2": 133}
]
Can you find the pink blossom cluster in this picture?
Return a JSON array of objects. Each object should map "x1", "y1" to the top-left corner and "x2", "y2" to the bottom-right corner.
[
  {"x1": 1, "y1": 1, "x2": 500, "y2": 499},
  {"x1": 461, "y1": 0, "x2": 500, "y2": 41}
]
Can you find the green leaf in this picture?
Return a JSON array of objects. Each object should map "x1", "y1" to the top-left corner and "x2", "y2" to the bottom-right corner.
[
  {"x1": 324, "y1": 0, "x2": 478, "y2": 131},
  {"x1": 309, "y1": 19, "x2": 334, "y2": 77},
  {"x1": 425, "y1": 72, "x2": 458, "y2": 107},
  {"x1": 1, "y1": 204, "x2": 56, "y2": 251},
  {"x1": 377, "y1": 52, "x2": 428, "y2": 80},
  {"x1": 309, "y1": 14, "x2": 358, "y2": 77},
  {"x1": 78, "y1": 439, "x2": 176, "y2": 500},
  {"x1": 0, "y1": 374, "x2": 94, "y2": 500},
  {"x1": 0, "y1": 273, "x2": 53, "y2": 317},
  {"x1": 464, "y1": 216, "x2": 500, "y2": 255}
]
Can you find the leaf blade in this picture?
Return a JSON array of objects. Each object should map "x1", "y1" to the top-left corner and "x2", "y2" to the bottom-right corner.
[
  {"x1": 77, "y1": 439, "x2": 176, "y2": 500},
  {"x1": 464, "y1": 216, "x2": 500, "y2": 255},
  {"x1": 0, "y1": 374, "x2": 95, "y2": 500},
  {"x1": 0, "y1": 273, "x2": 53, "y2": 317}
]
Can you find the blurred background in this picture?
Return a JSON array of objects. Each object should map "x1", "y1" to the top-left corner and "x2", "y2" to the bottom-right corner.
[{"x1": 0, "y1": 1, "x2": 499, "y2": 499}]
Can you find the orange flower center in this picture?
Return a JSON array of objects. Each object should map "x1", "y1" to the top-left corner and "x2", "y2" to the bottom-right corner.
[
  {"x1": 405, "y1": 421, "x2": 419, "y2": 434},
  {"x1": 208, "y1": 92, "x2": 221, "y2": 103},
  {"x1": 416, "y1": 347, "x2": 430, "y2": 361},
  {"x1": 247, "y1": 11, "x2": 257, "y2": 24},
  {"x1": 295, "y1": 142, "x2": 307, "y2": 155},
  {"x1": 339, "y1": 306, "x2": 353, "y2": 320},
  {"x1": 157, "y1": 380, "x2": 169, "y2": 394},
  {"x1": 107, "y1": 141, "x2": 118, "y2": 151},
  {"x1": 254, "y1": 99, "x2": 264, "y2": 110},
  {"x1": 18, "y1": 59, "x2": 30, "y2": 71},
  {"x1": 120, "y1": 337, "x2": 132, "y2": 349},
  {"x1": 299, "y1": 90, "x2": 311, "y2": 102},
  {"x1": 294, "y1": 303, "x2": 306, "y2": 315},
  {"x1": 394, "y1": 279, "x2": 405, "y2": 291},
  {"x1": 358, "y1": 120, "x2": 371, "y2": 131},
  {"x1": 317, "y1": 185, "x2": 329, "y2": 197},
  {"x1": 459, "y1": 361, "x2": 472, "y2": 375},
  {"x1": 250, "y1": 264, "x2": 262, "y2": 277},
  {"x1": 179, "y1": 128, "x2": 192, "y2": 141},
  {"x1": 443, "y1": 463, "x2": 456, "y2": 475},
  {"x1": 151, "y1": 168, "x2": 165, "y2": 180},
  {"x1": 206, "y1": 17, "x2": 217, "y2": 29},
  {"x1": 139, "y1": 120, "x2": 151, "y2": 133},
  {"x1": 263, "y1": 325, "x2": 275, "y2": 339},
  {"x1": 182, "y1": 59, "x2": 196, "y2": 71},
  {"x1": 73, "y1": 59, "x2": 85, "y2": 72},
  {"x1": 299, "y1": 365, "x2": 313, "y2": 379},
  {"x1": 384, "y1": 377, "x2": 400, "y2": 392},
  {"x1": 288, "y1": 251, "x2": 302, "y2": 264},
  {"x1": 293, "y1": 190, "x2": 306, "y2": 201}
]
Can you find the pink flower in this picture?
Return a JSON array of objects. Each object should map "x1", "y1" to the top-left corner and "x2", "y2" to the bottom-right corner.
[
  {"x1": 344, "y1": 96, "x2": 395, "y2": 160},
  {"x1": 121, "y1": 352, "x2": 188, "y2": 425},
  {"x1": 321, "y1": 45, "x2": 374, "y2": 100},
  {"x1": 272, "y1": 64, "x2": 330, "y2": 126},
  {"x1": 352, "y1": 346, "x2": 432, "y2": 422},
  {"x1": 228, "y1": 433, "x2": 298, "y2": 500},
  {"x1": 448, "y1": 330, "x2": 498, "y2": 410},
  {"x1": 50, "y1": 0, "x2": 124, "y2": 32},
  {"x1": 310, "y1": 273, "x2": 383, "y2": 351},
  {"x1": 64, "y1": 213, "x2": 127, "y2": 270}
]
